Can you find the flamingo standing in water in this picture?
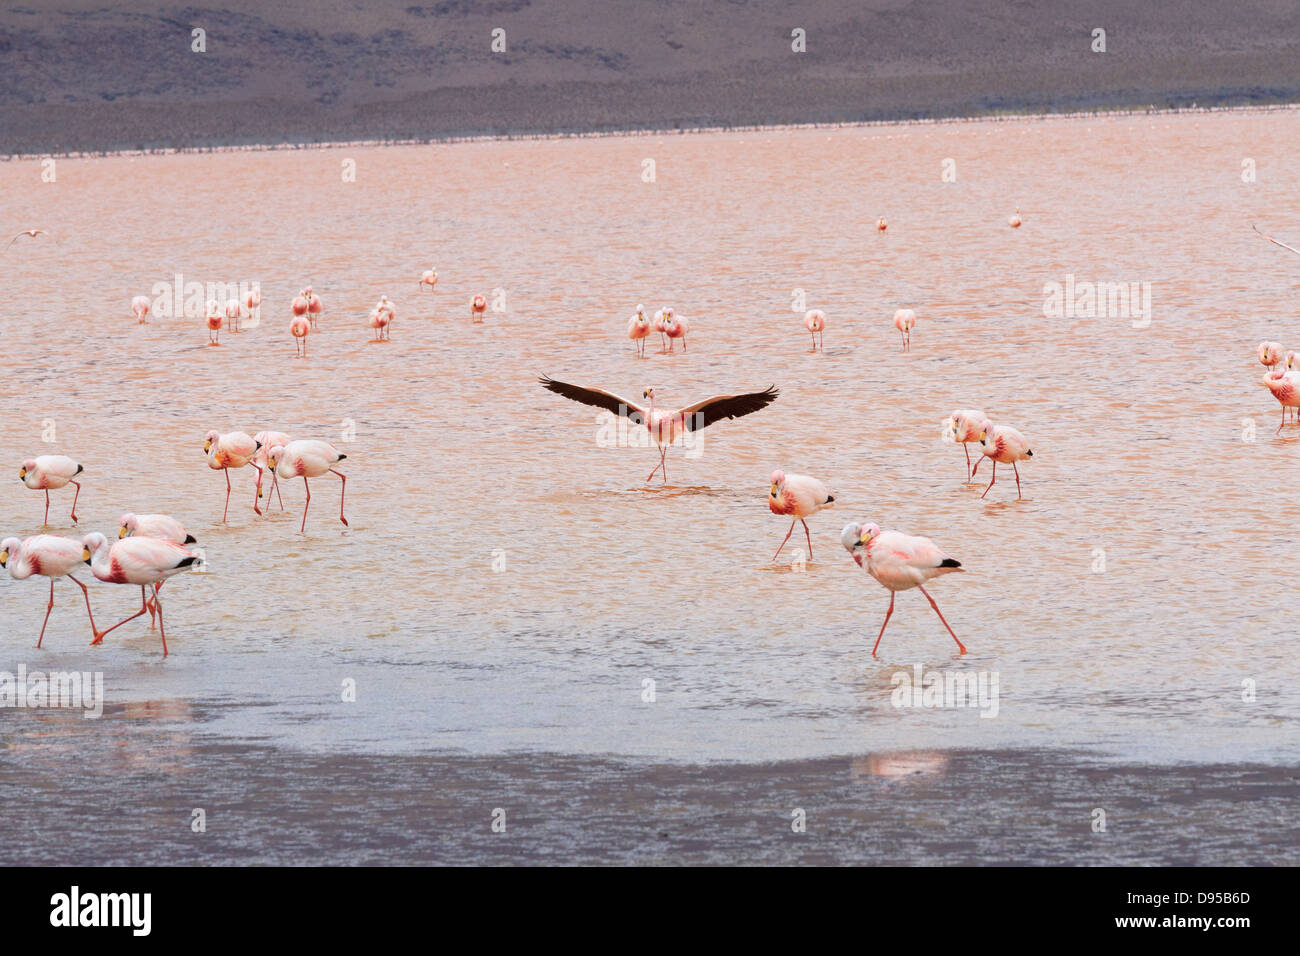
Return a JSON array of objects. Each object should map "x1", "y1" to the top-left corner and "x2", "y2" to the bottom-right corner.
[
  {"x1": 804, "y1": 309, "x2": 826, "y2": 351},
  {"x1": 290, "y1": 315, "x2": 310, "y2": 357},
  {"x1": 419, "y1": 269, "x2": 438, "y2": 292},
  {"x1": 1, "y1": 535, "x2": 99, "y2": 647},
  {"x1": 893, "y1": 309, "x2": 917, "y2": 351},
  {"x1": 652, "y1": 309, "x2": 668, "y2": 352},
  {"x1": 82, "y1": 532, "x2": 202, "y2": 656},
  {"x1": 971, "y1": 419, "x2": 1034, "y2": 499},
  {"x1": 876, "y1": 217, "x2": 888, "y2": 232},
  {"x1": 306, "y1": 287, "x2": 323, "y2": 329},
  {"x1": 205, "y1": 301, "x2": 224, "y2": 345},
  {"x1": 471, "y1": 294, "x2": 487, "y2": 322},
  {"x1": 204, "y1": 430, "x2": 260, "y2": 523},
  {"x1": 943, "y1": 409, "x2": 987, "y2": 480},
  {"x1": 118, "y1": 513, "x2": 199, "y2": 629},
  {"x1": 1258, "y1": 341, "x2": 1284, "y2": 372},
  {"x1": 20, "y1": 455, "x2": 83, "y2": 525},
  {"x1": 268, "y1": 441, "x2": 349, "y2": 534},
  {"x1": 768, "y1": 470, "x2": 834, "y2": 560},
  {"x1": 225, "y1": 298, "x2": 243, "y2": 333},
  {"x1": 244, "y1": 287, "x2": 262, "y2": 322},
  {"x1": 538, "y1": 376, "x2": 780, "y2": 483},
  {"x1": 628, "y1": 304, "x2": 651, "y2": 357},
  {"x1": 841, "y1": 521, "x2": 966, "y2": 656},
  {"x1": 291, "y1": 291, "x2": 309, "y2": 326},
  {"x1": 368, "y1": 306, "x2": 391, "y2": 341},
  {"x1": 251, "y1": 430, "x2": 291, "y2": 513},
  {"x1": 1260, "y1": 366, "x2": 1300, "y2": 432},
  {"x1": 664, "y1": 310, "x2": 688, "y2": 352},
  {"x1": 131, "y1": 295, "x2": 150, "y2": 324},
  {"x1": 1008, "y1": 209, "x2": 1022, "y2": 228}
]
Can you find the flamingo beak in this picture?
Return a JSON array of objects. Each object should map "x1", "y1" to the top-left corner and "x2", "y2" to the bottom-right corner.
[
  {"x1": 118, "y1": 526, "x2": 128, "y2": 539},
  {"x1": 82, "y1": 548, "x2": 91, "y2": 564},
  {"x1": 203, "y1": 441, "x2": 212, "y2": 453},
  {"x1": 18, "y1": 468, "x2": 26, "y2": 479},
  {"x1": 0, "y1": 550, "x2": 8, "y2": 567},
  {"x1": 769, "y1": 484, "x2": 778, "y2": 497}
]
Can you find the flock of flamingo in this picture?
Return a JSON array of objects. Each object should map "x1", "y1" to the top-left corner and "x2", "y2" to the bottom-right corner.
[{"x1": 5, "y1": 215, "x2": 1298, "y2": 659}]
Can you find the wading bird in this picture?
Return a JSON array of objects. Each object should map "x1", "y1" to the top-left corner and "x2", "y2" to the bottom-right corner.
[
  {"x1": 1259, "y1": 341, "x2": 1284, "y2": 372},
  {"x1": 205, "y1": 301, "x2": 224, "y2": 345},
  {"x1": 538, "y1": 376, "x2": 779, "y2": 483},
  {"x1": 971, "y1": 419, "x2": 1034, "y2": 499},
  {"x1": 82, "y1": 532, "x2": 202, "y2": 656},
  {"x1": 841, "y1": 521, "x2": 966, "y2": 656},
  {"x1": 419, "y1": 269, "x2": 438, "y2": 292},
  {"x1": 20, "y1": 455, "x2": 84, "y2": 526},
  {"x1": 893, "y1": 309, "x2": 917, "y2": 352},
  {"x1": 471, "y1": 294, "x2": 487, "y2": 322},
  {"x1": 664, "y1": 311, "x2": 688, "y2": 352},
  {"x1": 252, "y1": 431, "x2": 291, "y2": 513},
  {"x1": 1261, "y1": 367, "x2": 1300, "y2": 432},
  {"x1": 244, "y1": 288, "x2": 262, "y2": 322},
  {"x1": 118, "y1": 513, "x2": 198, "y2": 629},
  {"x1": 876, "y1": 217, "x2": 887, "y2": 232},
  {"x1": 1, "y1": 535, "x2": 99, "y2": 648},
  {"x1": 290, "y1": 315, "x2": 310, "y2": 357},
  {"x1": 225, "y1": 298, "x2": 243, "y2": 333},
  {"x1": 204, "y1": 430, "x2": 260, "y2": 523},
  {"x1": 131, "y1": 295, "x2": 150, "y2": 324},
  {"x1": 652, "y1": 309, "x2": 668, "y2": 351},
  {"x1": 943, "y1": 409, "x2": 987, "y2": 480},
  {"x1": 628, "y1": 304, "x2": 651, "y2": 357},
  {"x1": 804, "y1": 309, "x2": 826, "y2": 351},
  {"x1": 1009, "y1": 209, "x2": 1022, "y2": 228},
  {"x1": 305, "y1": 286, "x2": 322, "y2": 329},
  {"x1": 768, "y1": 470, "x2": 834, "y2": 561},
  {"x1": 268, "y1": 441, "x2": 349, "y2": 534}
]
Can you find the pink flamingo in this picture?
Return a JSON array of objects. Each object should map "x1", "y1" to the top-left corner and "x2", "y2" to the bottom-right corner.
[
  {"x1": 971, "y1": 419, "x2": 1034, "y2": 499},
  {"x1": 1258, "y1": 341, "x2": 1284, "y2": 372},
  {"x1": 652, "y1": 309, "x2": 668, "y2": 351},
  {"x1": 768, "y1": 470, "x2": 834, "y2": 560},
  {"x1": 82, "y1": 532, "x2": 202, "y2": 656},
  {"x1": 471, "y1": 294, "x2": 487, "y2": 322},
  {"x1": 306, "y1": 287, "x2": 322, "y2": 329},
  {"x1": 893, "y1": 309, "x2": 916, "y2": 351},
  {"x1": 804, "y1": 309, "x2": 825, "y2": 351},
  {"x1": 664, "y1": 310, "x2": 688, "y2": 352},
  {"x1": 876, "y1": 217, "x2": 887, "y2": 232},
  {"x1": 539, "y1": 376, "x2": 780, "y2": 483},
  {"x1": 118, "y1": 513, "x2": 198, "y2": 629},
  {"x1": 291, "y1": 292, "x2": 309, "y2": 324},
  {"x1": 1008, "y1": 208, "x2": 1022, "y2": 228},
  {"x1": 419, "y1": 269, "x2": 438, "y2": 292},
  {"x1": 368, "y1": 307, "x2": 391, "y2": 341},
  {"x1": 268, "y1": 441, "x2": 349, "y2": 534},
  {"x1": 204, "y1": 430, "x2": 260, "y2": 523},
  {"x1": 251, "y1": 431, "x2": 291, "y2": 513},
  {"x1": 20, "y1": 455, "x2": 83, "y2": 525},
  {"x1": 1252, "y1": 223, "x2": 1300, "y2": 258},
  {"x1": 225, "y1": 298, "x2": 243, "y2": 333},
  {"x1": 1, "y1": 535, "x2": 99, "y2": 647},
  {"x1": 205, "y1": 301, "x2": 223, "y2": 345},
  {"x1": 244, "y1": 287, "x2": 262, "y2": 321},
  {"x1": 841, "y1": 521, "x2": 966, "y2": 657},
  {"x1": 131, "y1": 295, "x2": 150, "y2": 324},
  {"x1": 1260, "y1": 367, "x2": 1300, "y2": 432},
  {"x1": 944, "y1": 409, "x2": 987, "y2": 480},
  {"x1": 290, "y1": 315, "x2": 310, "y2": 357},
  {"x1": 628, "y1": 304, "x2": 651, "y2": 357}
]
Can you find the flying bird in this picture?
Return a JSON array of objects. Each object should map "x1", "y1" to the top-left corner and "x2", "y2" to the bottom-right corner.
[
  {"x1": 1253, "y1": 223, "x2": 1300, "y2": 258},
  {"x1": 5, "y1": 229, "x2": 53, "y2": 250},
  {"x1": 538, "y1": 376, "x2": 779, "y2": 483}
]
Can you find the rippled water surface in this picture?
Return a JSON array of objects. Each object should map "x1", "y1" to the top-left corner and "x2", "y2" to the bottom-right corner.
[{"x1": 2, "y1": 110, "x2": 1299, "y2": 767}]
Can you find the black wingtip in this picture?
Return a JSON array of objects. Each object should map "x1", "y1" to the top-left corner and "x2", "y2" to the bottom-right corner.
[
  {"x1": 74, "y1": 464, "x2": 84, "y2": 475},
  {"x1": 1026, "y1": 449, "x2": 1034, "y2": 458},
  {"x1": 337, "y1": 454, "x2": 347, "y2": 461},
  {"x1": 184, "y1": 534, "x2": 197, "y2": 544},
  {"x1": 940, "y1": 558, "x2": 962, "y2": 568},
  {"x1": 826, "y1": 495, "x2": 835, "y2": 503},
  {"x1": 177, "y1": 556, "x2": 201, "y2": 569}
]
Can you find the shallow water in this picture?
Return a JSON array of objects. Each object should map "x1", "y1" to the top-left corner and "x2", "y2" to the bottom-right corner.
[{"x1": 1, "y1": 109, "x2": 1298, "y2": 770}]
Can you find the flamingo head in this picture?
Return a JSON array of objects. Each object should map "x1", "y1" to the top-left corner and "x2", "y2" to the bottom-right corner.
[
  {"x1": 769, "y1": 470, "x2": 786, "y2": 498},
  {"x1": 1260, "y1": 341, "x2": 1283, "y2": 365},
  {"x1": 1287, "y1": 351, "x2": 1299, "y2": 371},
  {"x1": 635, "y1": 303, "x2": 644, "y2": 316},
  {"x1": 81, "y1": 532, "x2": 109, "y2": 565},
  {"x1": 119, "y1": 513, "x2": 138, "y2": 539},
  {"x1": 0, "y1": 537, "x2": 19, "y2": 568},
  {"x1": 18, "y1": 458, "x2": 36, "y2": 481},
  {"x1": 977, "y1": 420, "x2": 995, "y2": 445},
  {"x1": 841, "y1": 522, "x2": 878, "y2": 566},
  {"x1": 642, "y1": 387, "x2": 656, "y2": 402},
  {"x1": 204, "y1": 430, "x2": 222, "y2": 454},
  {"x1": 266, "y1": 445, "x2": 286, "y2": 471}
]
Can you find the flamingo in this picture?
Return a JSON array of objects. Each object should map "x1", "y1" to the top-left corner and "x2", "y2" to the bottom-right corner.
[
  {"x1": 225, "y1": 298, "x2": 243, "y2": 333},
  {"x1": 768, "y1": 470, "x2": 834, "y2": 561},
  {"x1": 1008, "y1": 208, "x2": 1022, "y2": 228},
  {"x1": 205, "y1": 301, "x2": 223, "y2": 345},
  {"x1": 306, "y1": 287, "x2": 322, "y2": 329},
  {"x1": 876, "y1": 217, "x2": 887, "y2": 232},
  {"x1": 268, "y1": 441, "x2": 349, "y2": 534},
  {"x1": 804, "y1": 309, "x2": 826, "y2": 351},
  {"x1": 244, "y1": 287, "x2": 262, "y2": 321},
  {"x1": 539, "y1": 376, "x2": 780, "y2": 483},
  {"x1": 204, "y1": 430, "x2": 260, "y2": 523},
  {"x1": 291, "y1": 291, "x2": 309, "y2": 326},
  {"x1": 841, "y1": 521, "x2": 966, "y2": 657},
  {"x1": 1258, "y1": 341, "x2": 1284, "y2": 372},
  {"x1": 1, "y1": 535, "x2": 99, "y2": 648},
  {"x1": 368, "y1": 307, "x2": 391, "y2": 341},
  {"x1": 893, "y1": 309, "x2": 917, "y2": 351},
  {"x1": 664, "y1": 310, "x2": 688, "y2": 352},
  {"x1": 131, "y1": 295, "x2": 150, "y2": 324},
  {"x1": 82, "y1": 532, "x2": 202, "y2": 656},
  {"x1": 5, "y1": 229, "x2": 52, "y2": 250},
  {"x1": 471, "y1": 294, "x2": 487, "y2": 322},
  {"x1": 1252, "y1": 223, "x2": 1300, "y2": 258},
  {"x1": 20, "y1": 455, "x2": 83, "y2": 526},
  {"x1": 419, "y1": 269, "x2": 438, "y2": 292},
  {"x1": 971, "y1": 419, "x2": 1034, "y2": 499},
  {"x1": 119, "y1": 513, "x2": 197, "y2": 545},
  {"x1": 291, "y1": 315, "x2": 310, "y2": 357},
  {"x1": 1260, "y1": 367, "x2": 1300, "y2": 432},
  {"x1": 251, "y1": 431, "x2": 291, "y2": 513},
  {"x1": 943, "y1": 409, "x2": 987, "y2": 480},
  {"x1": 652, "y1": 309, "x2": 668, "y2": 351},
  {"x1": 628, "y1": 304, "x2": 651, "y2": 357}
]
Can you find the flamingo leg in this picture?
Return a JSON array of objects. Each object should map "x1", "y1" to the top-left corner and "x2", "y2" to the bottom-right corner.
[
  {"x1": 253, "y1": 464, "x2": 264, "y2": 516},
  {"x1": 273, "y1": 470, "x2": 284, "y2": 510},
  {"x1": 300, "y1": 476, "x2": 311, "y2": 533},
  {"x1": 980, "y1": 461, "x2": 997, "y2": 499},
  {"x1": 918, "y1": 584, "x2": 966, "y2": 653},
  {"x1": 329, "y1": 468, "x2": 349, "y2": 527},
  {"x1": 872, "y1": 592, "x2": 896, "y2": 657},
  {"x1": 91, "y1": 588, "x2": 152, "y2": 644},
  {"x1": 1013, "y1": 462, "x2": 1023, "y2": 499},
  {"x1": 1279, "y1": 406, "x2": 1287, "y2": 435},
  {"x1": 802, "y1": 519, "x2": 814, "y2": 560},
  {"x1": 222, "y1": 468, "x2": 232, "y2": 524},
  {"x1": 69, "y1": 480, "x2": 81, "y2": 523},
  {"x1": 43, "y1": 489, "x2": 50, "y2": 526},
  {"x1": 773, "y1": 518, "x2": 797, "y2": 561},
  {"x1": 37, "y1": 578, "x2": 55, "y2": 648},
  {"x1": 69, "y1": 574, "x2": 98, "y2": 640},
  {"x1": 153, "y1": 584, "x2": 168, "y2": 657},
  {"x1": 963, "y1": 443, "x2": 972, "y2": 479}
]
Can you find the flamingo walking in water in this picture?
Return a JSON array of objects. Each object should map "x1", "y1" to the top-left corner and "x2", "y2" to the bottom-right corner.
[
  {"x1": 972, "y1": 419, "x2": 1034, "y2": 499},
  {"x1": 804, "y1": 309, "x2": 826, "y2": 351},
  {"x1": 251, "y1": 431, "x2": 291, "y2": 513},
  {"x1": 1008, "y1": 209, "x2": 1022, "y2": 228},
  {"x1": 118, "y1": 513, "x2": 199, "y2": 629},
  {"x1": 876, "y1": 217, "x2": 888, "y2": 232},
  {"x1": 204, "y1": 430, "x2": 260, "y2": 523},
  {"x1": 20, "y1": 455, "x2": 84, "y2": 526},
  {"x1": 244, "y1": 288, "x2": 262, "y2": 322},
  {"x1": 768, "y1": 470, "x2": 834, "y2": 561},
  {"x1": 628, "y1": 304, "x2": 651, "y2": 357},
  {"x1": 131, "y1": 295, "x2": 150, "y2": 324},
  {"x1": 539, "y1": 376, "x2": 780, "y2": 483},
  {"x1": 1, "y1": 535, "x2": 100, "y2": 647},
  {"x1": 943, "y1": 409, "x2": 987, "y2": 480},
  {"x1": 206, "y1": 301, "x2": 224, "y2": 345},
  {"x1": 268, "y1": 441, "x2": 349, "y2": 534},
  {"x1": 419, "y1": 269, "x2": 438, "y2": 292},
  {"x1": 893, "y1": 309, "x2": 917, "y2": 351},
  {"x1": 841, "y1": 521, "x2": 966, "y2": 656},
  {"x1": 368, "y1": 307, "x2": 391, "y2": 341},
  {"x1": 290, "y1": 315, "x2": 310, "y2": 357},
  {"x1": 82, "y1": 532, "x2": 202, "y2": 656},
  {"x1": 652, "y1": 309, "x2": 668, "y2": 352},
  {"x1": 1261, "y1": 366, "x2": 1300, "y2": 432},
  {"x1": 664, "y1": 310, "x2": 688, "y2": 352},
  {"x1": 225, "y1": 298, "x2": 243, "y2": 333},
  {"x1": 471, "y1": 294, "x2": 487, "y2": 322}
]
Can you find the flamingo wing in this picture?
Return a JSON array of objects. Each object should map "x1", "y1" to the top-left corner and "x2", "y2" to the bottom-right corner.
[
  {"x1": 1253, "y1": 223, "x2": 1300, "y2": 258},
  {"x1": 538, "y1": 376, "x2": 649, "y2": 422},
  {"x1": 677, "y1": 386, "x2": 779, "y2": 432}
]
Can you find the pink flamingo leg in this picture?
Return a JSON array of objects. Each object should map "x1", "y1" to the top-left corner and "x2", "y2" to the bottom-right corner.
[
  {"x1": 43, "y1": 489, "x2": 50, "y2": 526},
  {"x1": 1013, "y1": 462, "x2": 1023, "y2": 499},
  {"x1": 37, "y1": 578, "x2": 56, "y2": 648},
  {"x1": 153, "y1": 584, "x2": 168, "y2": 656},
  {"x1": 272, "y1": 471, "x2": 284, "y2": 510},
  {"x1": 69, "y1": 574, "x2": 98, "y2": 641},
  {"x1": 963, "y1": 444, "x2": 972, "y2": 479},
  {"x1": 299, "y1": 476, "x2": 311, "y2": 533},
  {"x1": 253, "y1": 464, "x2": 264, "y2": 516},
  {"x1": 1278, "y1": 407, "x2": 1287, "y2": 435},
  {"x1": 69, "y1": 480, "x2": 81, "y2": 523},
  {"x1": 330, "y1": 468, "x2": 349, "y2": 527},
  {"x1": 90, "y1": 588, "x2": 152, "y2": 644},
  {"x1": 872, "y1": 592, "x2": 896, "y2": 657},
  {"x1": 802, "y1": 519, "x2": 814, "y2": 560},
  {"x1": 222, "y1": 468, "x2": 232, "y2": 524},
  {"x1": 773, "y1": 518, "x2": 797, "y2": 561},
  {"x1": 918, "y1": 584, "x2": 966, "y2": 653},
  {"x1": 980, "y1": 461, "x2": 997, "y2": 499}
]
